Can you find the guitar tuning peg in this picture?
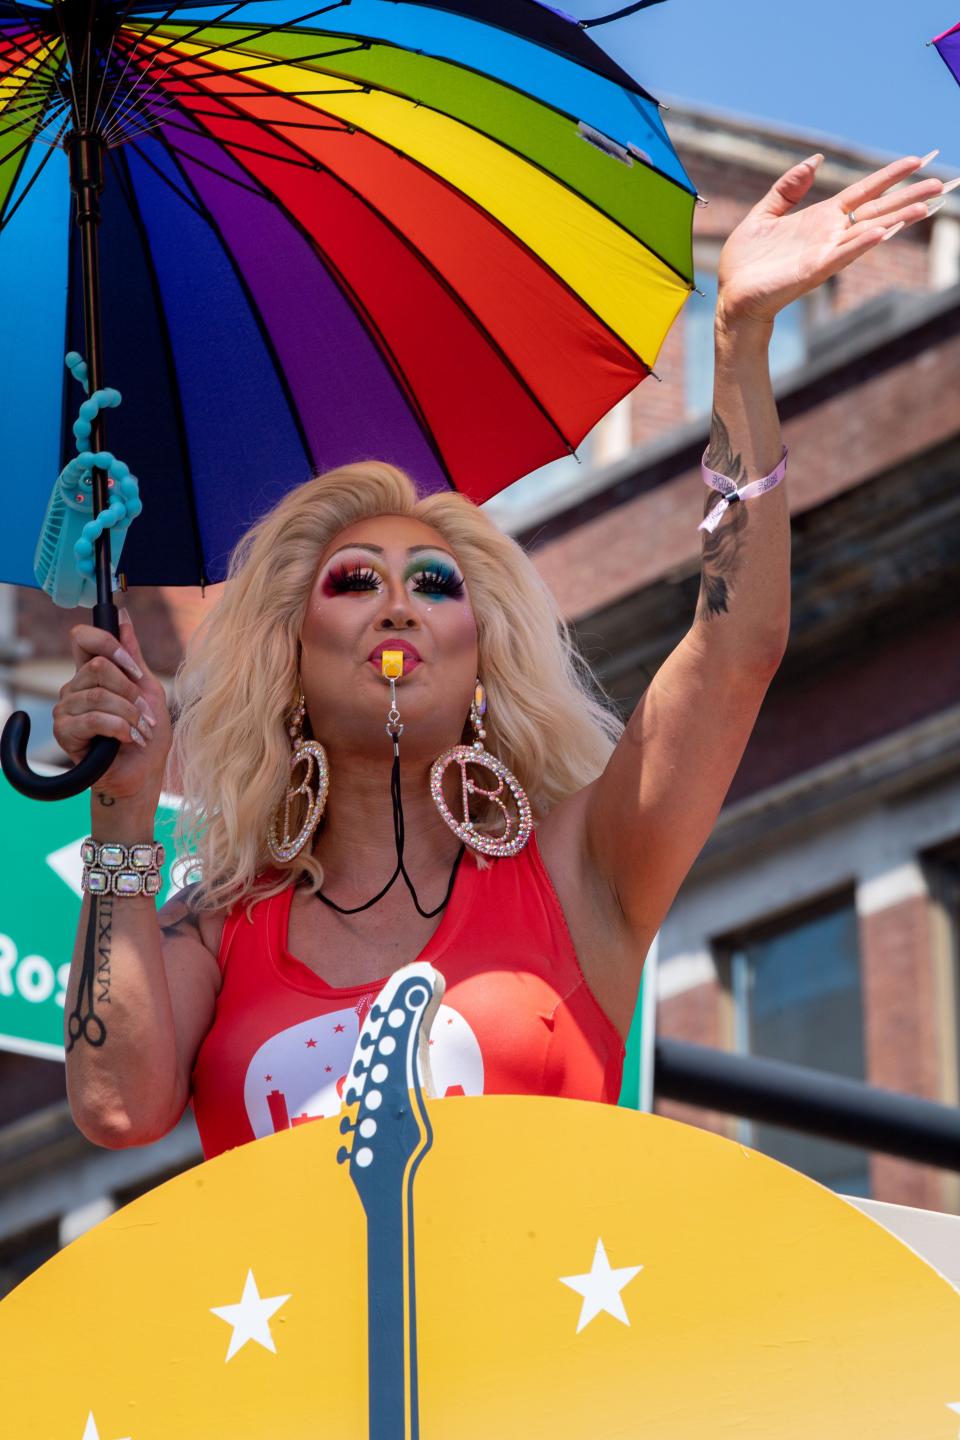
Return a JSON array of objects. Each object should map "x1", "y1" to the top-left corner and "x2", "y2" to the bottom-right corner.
[
  {"x1": 339, "y1": 1115, "x2": 356, "y2": 1134},
  {"x1": 360, "y1": 1033, "x2": 374, "y2": 1050},
  {"x1": 352, "y1": 1060, "x2": 366, "y2": 1077},
  {"x1": 345, "y1": 1088, "x2": 359, "y2": 1105},
  {"x1": 336, "y1": 1145, "x2": 350, "y2": 1165}
]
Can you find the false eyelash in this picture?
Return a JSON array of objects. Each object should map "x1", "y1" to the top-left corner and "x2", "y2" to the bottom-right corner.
[
  {"x1": 413, "y1": 565, "x2": 465, "y2": 598},
  {"x1": 328, "y1": 563, "x2": 381, "y2": 592}
]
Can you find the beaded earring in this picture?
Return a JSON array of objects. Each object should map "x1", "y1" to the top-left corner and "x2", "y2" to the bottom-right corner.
[
  {"x1": 266, "y1": 689, "x2": 330, "y2": 863},
  {"x1": 429, "y1": 679, "x2": 532, "y2": 858}
]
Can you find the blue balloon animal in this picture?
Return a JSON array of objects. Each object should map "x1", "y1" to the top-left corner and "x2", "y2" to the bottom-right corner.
[{"x1": 33, "y1": 353, "x2": 142, "y2": 608}]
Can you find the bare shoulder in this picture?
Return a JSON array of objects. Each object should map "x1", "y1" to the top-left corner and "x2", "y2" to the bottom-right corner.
[{"x1": 157, "y1": 883, "x2": 228, "y2": 966}]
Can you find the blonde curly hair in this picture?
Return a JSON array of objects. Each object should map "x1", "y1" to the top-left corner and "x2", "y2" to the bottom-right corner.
[{"x1": 170, "y1": 461, "x2": 624, "y2": 914}]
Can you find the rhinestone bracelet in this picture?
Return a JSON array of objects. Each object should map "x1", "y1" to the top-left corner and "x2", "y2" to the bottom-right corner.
[{"x1": 80, "y1": 837, "x2": 165, "y2": 897}]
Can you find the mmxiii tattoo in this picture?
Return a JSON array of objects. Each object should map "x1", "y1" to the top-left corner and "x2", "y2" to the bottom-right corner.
[
  {"x1": 697, "y1": 410, "x2": 748, "y2": 622},
  {"x1": 66, "y1": 893, "x2": 113, "y2": 1050}
]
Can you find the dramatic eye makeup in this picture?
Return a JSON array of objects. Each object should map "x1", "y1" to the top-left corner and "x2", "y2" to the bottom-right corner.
[
  {"x1": 320, "y1": 551, "x2": 465, "y2": 600},
  {"x1": 406, "y1": 557, "x2": 465, "y2": 599},
  {"x1": 321, "y1": 562, "x2": 381, "y2": 596}
]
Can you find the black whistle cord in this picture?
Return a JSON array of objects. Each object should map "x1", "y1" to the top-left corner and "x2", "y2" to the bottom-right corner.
[{"x1": 313, "y1": 734, "x2": 465, "y2": 919}]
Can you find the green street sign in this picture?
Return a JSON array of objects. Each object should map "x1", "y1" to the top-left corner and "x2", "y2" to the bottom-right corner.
[
  {"x1": 0, "y1": 773, "x2": 658, "y2": 1096},
  {"x1": 0, "y1": 778, "x2": 182, "y2": 1060}
]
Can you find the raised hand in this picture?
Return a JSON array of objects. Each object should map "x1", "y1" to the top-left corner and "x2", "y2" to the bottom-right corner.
[{"x1": 716, "y1": 151, "x2": 949, "y2": 328}]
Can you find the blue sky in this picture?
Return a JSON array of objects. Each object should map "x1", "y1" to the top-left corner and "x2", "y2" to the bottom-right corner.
[{"x1": 573, "y1": 0, "x2": 960, "y2": 173}]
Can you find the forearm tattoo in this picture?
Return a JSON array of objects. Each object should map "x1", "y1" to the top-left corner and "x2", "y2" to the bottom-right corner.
[
  {"x1": 96, "y1": 895, "x2": 114, "y2": 1005},
  {"x1": 67, "y1": 894, "x2": 111, "y2": 1049},
  {"x1": 697, "y1": 410, "x2": 748, "y2": 622}
]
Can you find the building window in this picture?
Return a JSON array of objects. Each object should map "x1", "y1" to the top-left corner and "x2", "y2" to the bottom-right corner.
[
  {"x1": 723, "y1": 890, "x2": 871, "y2": 1196},
  {"x1": 684, "y1": 270, "x2": 810, "y2": 419}
]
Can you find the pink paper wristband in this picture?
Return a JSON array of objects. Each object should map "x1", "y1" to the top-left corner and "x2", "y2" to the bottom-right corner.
[{"x1": 698, "y1": 447, "x2": 788, "y2": 535}]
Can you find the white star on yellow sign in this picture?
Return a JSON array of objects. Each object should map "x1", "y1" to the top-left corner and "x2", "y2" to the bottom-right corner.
[
  {"x1": 210, "y1": 1268, "x2": 291, "y2": 1362},
  {"x1": 81, "y1": 1413, "x2": 130, "y2": 1440},
  {"x1": 559, "y1": 1237, "x2": 643, "y2": 1334}
]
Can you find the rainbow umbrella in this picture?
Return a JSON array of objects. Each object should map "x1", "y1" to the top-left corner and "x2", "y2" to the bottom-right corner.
[
  {"x1": 0, "y1": 0, "x2": 695, "y2": 798},
  {"x1": 932, "y1": 19, "x2": 960, "y2": 88}
]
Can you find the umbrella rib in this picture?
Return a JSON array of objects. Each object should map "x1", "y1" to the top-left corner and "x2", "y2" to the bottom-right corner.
[
  {"x1": 125, "y1": 22, "x2": 696, "y2": 214},
  {"x1": 108, "y1": 142, "x2": 210, "y2": 589},
  {"x1": 147, "y1": 67, "x2": 584, "y2": 459},
  {"x1": 124, "y1": 0, "x2": 659, "y2": 105},
  {"x1": 125, "y1": 135, "x2": 207, "y2": 215},
  {"x1": 150, "y1": 126, "x2": 317, "y2": 473},
  {"x1": 91, "y1": 0, "x2": 141, "y2": 129},
  {"x1": 102, "y1": 0, "x2": 261, "y2": 142},
  {"x1": 0, "y1": 110, "x2": 67, "y2": 230},
  {"x1": 50, "y1": 0, "x2": 84, "y2": 126},
  {"x1": 97, "y1": 0, "x2": 237, "y2": 135},
  {"x1": 104, "y1": 3, "x2": 355, "y2": 144},
  {"x1": 151, "y1": 94, "x2": 457, "y2": 489},
  {"x1": 0, "y1": 107, "x2": 60, "y2": 167},
  {"x1": 132, "y1": 43, "x2": 660, "y2": 377},
  {"x1": 0, "y1": 0, "x2": 44, "y2": 49},
  {"x1": 0, "y1": 92, "x2": 55, "y2": 139},
  {"x1": 149, "y1": 113, "x2": 336, "y2": 168},
  {"x1": 147, "y1": 131, "x2": 271, "y2": 199},
  {"x1": 121, "y1": 0, "x2": 356, "y2": 81}
]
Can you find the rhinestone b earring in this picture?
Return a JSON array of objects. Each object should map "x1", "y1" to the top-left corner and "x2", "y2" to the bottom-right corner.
[
  {"x1": 429, "y1": 679, "x2": 532, "y2": 858},
  {"x1": 266, "y1": 688, "x2": 330, "y2": 863}
]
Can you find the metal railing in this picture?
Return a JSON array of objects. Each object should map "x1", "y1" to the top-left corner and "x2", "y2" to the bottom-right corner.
[{"x1": 654, "y1": 1039, "x2": 960, "y2": 1173}]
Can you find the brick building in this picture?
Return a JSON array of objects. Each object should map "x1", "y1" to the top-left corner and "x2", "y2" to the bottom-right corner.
[{"x1": 1, "y1": 105, "x2": 958, "y2": 1290}]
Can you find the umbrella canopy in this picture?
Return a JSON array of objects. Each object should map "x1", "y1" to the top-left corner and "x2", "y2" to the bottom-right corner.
[
  {"x1": 932, "y1": 19, "x2": 960, "y2": 89},
  {"x1": 0, "y1": 0, "x2": 695, "y2": 591}
]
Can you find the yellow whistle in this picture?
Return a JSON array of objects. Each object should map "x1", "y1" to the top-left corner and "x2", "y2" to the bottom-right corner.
[{"x1": 381, "y1": 650, "x2": 405, "y2": 680}]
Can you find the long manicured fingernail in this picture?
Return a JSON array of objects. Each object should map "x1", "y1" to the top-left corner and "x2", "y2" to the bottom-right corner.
[
  {"x1": 925, "y1": 198, "x2": 946, "y2": 218},
  {"x1": 804, "y1": 152, "x2": 824, "y2": 169},
  {"x1": 941, "y1": 177, "x2": 960, "y2": 196},
  {"x1": 917, "y1": 149, "x2": 940, "y2": 170},
  {"x1": 119, "y1": 607, "x2": 132, "y2": 626},
  {"x1": 136, "y1": 714, "x2": 153, "y2": 738},
  {"x1": 880, "y1": 221, "x2": 905, "y2": 242},
  {"x1": 129, "y1": 726, "x2": 146, "y2": 748},
  {"x1": 114, "y1": 645, "x2": 143, "y2": 681},
  {"x1": 135, "y1": 695, "x2": 157, "y2": 726}
]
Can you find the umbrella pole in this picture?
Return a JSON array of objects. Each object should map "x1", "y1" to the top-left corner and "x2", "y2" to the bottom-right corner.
[
  {"x1": 0, "y1": 128, "x2": 121, "y2": 800},
  {"x1": 65, "y1": 128, "x2": 118, "y2": 645}
]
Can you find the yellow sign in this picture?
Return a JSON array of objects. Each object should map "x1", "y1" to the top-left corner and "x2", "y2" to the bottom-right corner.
[{"x1": 1, "y1": 1097, "x2": 959, "y2": 1438}]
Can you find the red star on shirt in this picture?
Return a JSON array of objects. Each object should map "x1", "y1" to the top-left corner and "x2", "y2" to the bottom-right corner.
[
  {"x1": 333, "y1": 1024, "x2": 345, "y2": 1033},
  {"x1": 305, "y1": 1038, "x2": 317, "y2": 1048},
  {"x1": 325, "y1": 1065, "x2": 333, "y2": 1072},
  {"x1": 265, "y1": 1074, "x2": 272, "y2": 1082},
  {"x1": 447, "y1": 1017, "x2": 454, "y2": 1024}
]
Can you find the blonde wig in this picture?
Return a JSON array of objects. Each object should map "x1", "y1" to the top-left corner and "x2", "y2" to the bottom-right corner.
[{"x1": 170, "y1": 461, "x2": 625, "y2": 915}]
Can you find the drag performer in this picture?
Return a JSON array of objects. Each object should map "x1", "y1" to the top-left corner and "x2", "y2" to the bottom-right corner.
[{"x1": 57, "y1": 152, "x2": 945, "y2": 1157}]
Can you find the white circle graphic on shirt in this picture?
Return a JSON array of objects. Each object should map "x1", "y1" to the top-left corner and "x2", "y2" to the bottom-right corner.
[
  {"x1": 242, "y1": 1006, "x2": 361, "y2": 1141},
  {"x1": 242, "y1": 1001, "x2": 485, "y2": 1142},
  {"x1": 417, "y1": 1003, "x2": 484, "y2": 1099}
]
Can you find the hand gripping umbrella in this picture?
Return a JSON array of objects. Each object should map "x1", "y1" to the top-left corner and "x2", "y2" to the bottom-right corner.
[{"x1": 0, "y1": 0, "x2": 696, "y2": 802}]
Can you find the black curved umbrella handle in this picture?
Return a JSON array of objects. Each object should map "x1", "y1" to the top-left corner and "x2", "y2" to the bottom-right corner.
[{"x1": 1, "y1": 599, "x2": 121, "y2": 802}]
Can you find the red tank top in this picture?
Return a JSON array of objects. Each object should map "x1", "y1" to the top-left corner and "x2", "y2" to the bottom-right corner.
[{"x1": 190, "y1": 832, "x2": 624, "y2": 1158}]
